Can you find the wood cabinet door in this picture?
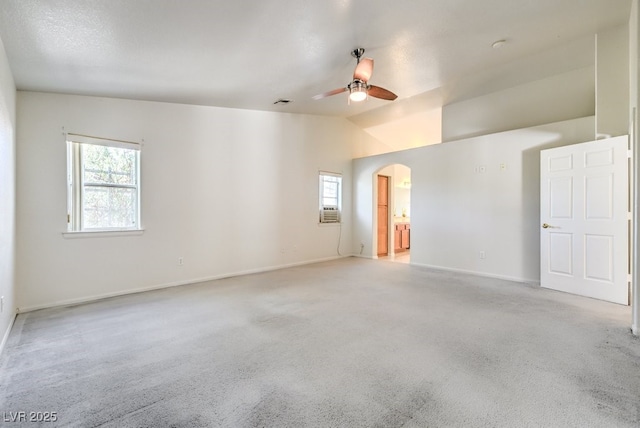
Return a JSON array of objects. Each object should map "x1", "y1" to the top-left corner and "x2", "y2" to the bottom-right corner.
[
  {"x1": 394, "y1": 225, "x2": 402, "y2": 251},
  {"x1": 378, "y1": 176, "x2": 388, "y2": 205},
  {"x1": 377, "y1": 206, "x2": 388, "y2": 255},
  {"x1": 377, "y1": 175, "x2": 389, "y2": 256},
  {"x1": 401, "y1": 228, "x2": 410, "y2": 249}
]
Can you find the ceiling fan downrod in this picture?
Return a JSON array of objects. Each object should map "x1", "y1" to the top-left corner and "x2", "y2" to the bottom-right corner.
[{"x1": 351, "y1": 48, "x2": 365, "y2": 63}]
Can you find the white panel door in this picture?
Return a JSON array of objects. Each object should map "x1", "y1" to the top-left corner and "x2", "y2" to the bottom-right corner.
[{"x1": 540, "y1": 136, "x2": 629, "y2": 304}]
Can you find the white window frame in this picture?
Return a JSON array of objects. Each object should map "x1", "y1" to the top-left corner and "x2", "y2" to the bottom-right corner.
[
  {"x1": 66, "y1": 133, "x2": 142, "y2": 234},
  {"x1": 319, "y1": 171, "x2": 342, "y2": 224}
]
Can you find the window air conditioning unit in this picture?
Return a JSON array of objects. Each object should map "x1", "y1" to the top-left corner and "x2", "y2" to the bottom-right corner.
[{"x1": 320, "y1": 207, "x2": 340, "y2": 223}]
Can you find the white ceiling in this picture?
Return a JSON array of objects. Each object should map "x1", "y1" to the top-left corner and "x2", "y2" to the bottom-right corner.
[{"x1": 0, "y1": 0, "x2": 632, "y2": 121}]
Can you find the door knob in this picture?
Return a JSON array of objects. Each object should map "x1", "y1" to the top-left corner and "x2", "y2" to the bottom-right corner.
[{"x1": 542, "y1": 223, "x2": 550, "y2": 229}]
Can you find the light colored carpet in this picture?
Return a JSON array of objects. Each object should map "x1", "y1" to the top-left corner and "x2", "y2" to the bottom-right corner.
[{"x1": 1, "y1": 257, "x2": 639, "y2": 427}]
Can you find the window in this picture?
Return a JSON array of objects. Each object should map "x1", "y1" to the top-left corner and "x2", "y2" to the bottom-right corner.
[
  {"x1": 319, "y1": 172, "x2": 342, "y2": 223},
  {"x1": 67, "y1": 134, "x2": 141, "y2": 232}
]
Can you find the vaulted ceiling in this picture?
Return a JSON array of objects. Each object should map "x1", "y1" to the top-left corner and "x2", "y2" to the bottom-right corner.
[{"x1": 0, "y1": 0, "x2": 632, "y2": 126}]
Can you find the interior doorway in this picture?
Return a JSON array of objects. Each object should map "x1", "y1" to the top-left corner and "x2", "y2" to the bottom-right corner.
[{"x1": 375, "y1": 164, "x2": 411, "y2": 264}]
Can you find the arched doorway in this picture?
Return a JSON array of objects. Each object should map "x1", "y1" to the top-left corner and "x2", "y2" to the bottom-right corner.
[{"x1": 374, "y1": 164, "x2": 411, "y2": 264}]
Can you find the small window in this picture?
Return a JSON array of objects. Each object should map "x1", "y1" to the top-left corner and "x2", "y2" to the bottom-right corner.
[
  {"x1": 67, "y1": 134, "x2": 141, "y2": 232},
  {"x1": 319, "y1": 172, "x2": 342, "y2": 223}
]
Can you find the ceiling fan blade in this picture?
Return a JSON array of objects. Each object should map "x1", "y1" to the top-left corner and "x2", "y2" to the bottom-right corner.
[
  {"x1": 368, "y1": 85, "x2": 397, "y2": 101},
  {"x1": 312, "y1": 87, "x2": 347, "y2": 100},
  {"x1": 353, "y1": 58, "x2": 374, "y2": 82}
]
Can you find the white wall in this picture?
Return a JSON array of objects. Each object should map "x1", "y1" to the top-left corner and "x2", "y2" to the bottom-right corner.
[
  {"x1": 16, "y1": 92, "x2": 368, "y2": 311},
  {"x1": 441, "y1": 67, "x2": 595, "y2": 142},
  {"x1": 0, "y1": 36, "x2": 16, "y2": 351},
  {"x1": 353, "y1": 116, "x2": 595, "y2": 283},
  {"x1": 361, "y1": 108, "x2": 442, "y2": 151},
  {"x1": 596, "y1": 25, "x2": 630, "y2": 138},
  {"x1": 351, "y1": 128, "x2": 399, "y2": 158},
  {"x1": 630, "y1": 0, "x2": 639, "y2": 335}
]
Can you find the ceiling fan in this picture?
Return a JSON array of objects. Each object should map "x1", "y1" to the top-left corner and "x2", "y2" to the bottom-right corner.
[{"x1": 312, "y1": 48, "x2": 398, "y2": 103}]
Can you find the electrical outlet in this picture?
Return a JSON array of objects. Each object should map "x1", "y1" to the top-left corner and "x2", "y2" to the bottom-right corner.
[
  {"x1": 1, "y1": 296, "x2": 4, "y2": 313},
  {"x1": 479, "y1": 251, "x2": 486, "y2": 260},
  {"x1": 178, "y1": 257, "x2": 184, "y2": 266}
]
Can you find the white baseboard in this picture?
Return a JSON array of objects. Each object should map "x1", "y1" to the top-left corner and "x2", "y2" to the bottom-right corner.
[
  {"x1": 0, "y1": 312, "x2": 17, "y2": 357},
  {"x1": 18, "y1": 255, "x2": 349, "y2": 313},
  {"x1": 351, "y1": 253, "x2": 375, "y2": 260},
  {"x1": 410, "y1": 262, "x2": 540, "y2": 285}
]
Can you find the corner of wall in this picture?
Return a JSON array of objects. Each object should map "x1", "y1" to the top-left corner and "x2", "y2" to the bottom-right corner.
[
  {"x1": 0, "y1": 33, "x2": 18, "y2": 355},
  {"x1": 630, "y1": 0, "x2": 640, "y2": 338},
  {"x1": 596, "y1": 23, "x2": 630, "y2": 138},
  {"x1": 0, "y1": 313, "x2": 17, "y2": 356}
]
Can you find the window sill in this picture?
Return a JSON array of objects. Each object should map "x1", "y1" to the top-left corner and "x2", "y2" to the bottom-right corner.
[{"x1": 62, "y1": 229, "x2": 145, "y2": 239}]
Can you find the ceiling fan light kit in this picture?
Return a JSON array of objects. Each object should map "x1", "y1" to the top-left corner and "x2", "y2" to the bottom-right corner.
[
  {"x1": 313, "y1": 48, "x2": 397, "y2": 104},
  {"x1": 348, "y1": 80, "x2": 368, "y2": 102}
]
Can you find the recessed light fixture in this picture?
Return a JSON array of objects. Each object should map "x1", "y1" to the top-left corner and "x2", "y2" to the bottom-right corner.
[
  {"x1": 273, "y1": 98, "x2": 292, "y2": 105},
  {"x1": 492, "y1": 39, "x2": 507, "y2": 49}
]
